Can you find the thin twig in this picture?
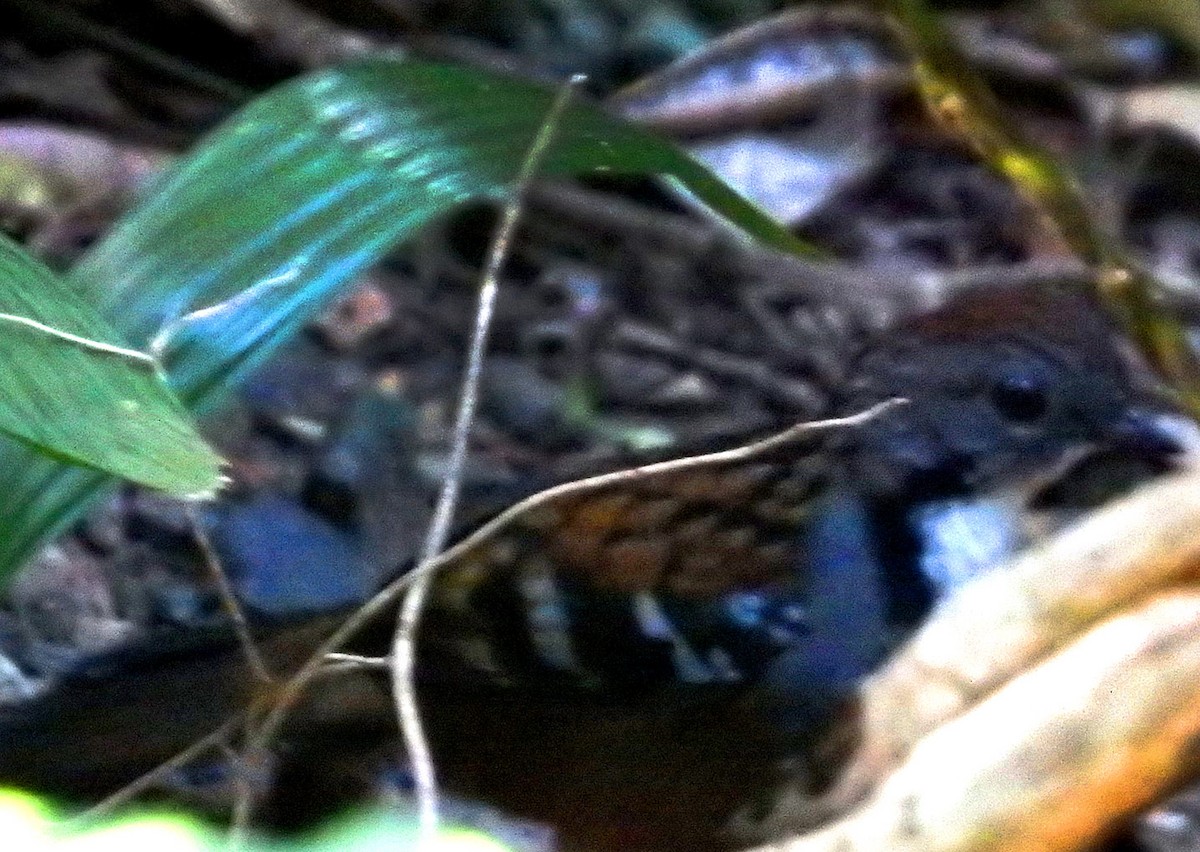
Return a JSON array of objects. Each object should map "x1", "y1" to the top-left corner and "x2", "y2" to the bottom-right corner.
[
  {"x1": 186, "y1": 504, "x2": 275, "y2": 685},
  {"x1": 228, "y1": 707, "x2": 268, "y2": 850},
  {"x1": 391, "y1": 72, "x2": 587, "y2": 848},
  {"x1": 324, "y1": 652, "x2": 390, "y2": 670},
  {"x1": 225, "y1": 720, "x2": 259, "y2": 852},
  {"x1": 62, "y1": 712, "x2": 247, "y2": 830},
  {"x1": 233, "y1": 399, "x2": 902, "y2": 829}
]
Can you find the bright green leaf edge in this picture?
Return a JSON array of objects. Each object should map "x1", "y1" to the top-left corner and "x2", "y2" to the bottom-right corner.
[
  {"x1": 0, "y1": 234, "x2": 221, "y2": 496},
  {"x1": 0, "y1": 56, "x2": 813, "y2": 579},
  {"x1": 0, "y1": 787, "x2": 515, "y2": 851}
]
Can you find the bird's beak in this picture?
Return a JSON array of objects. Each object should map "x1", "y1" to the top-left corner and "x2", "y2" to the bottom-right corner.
[
  {"x1": 1027, "y1": 407, "x2": 1198, "y2": 517},
  {"x1": 1107, "y1": 407, "x2": 1200, "y2": 463}
]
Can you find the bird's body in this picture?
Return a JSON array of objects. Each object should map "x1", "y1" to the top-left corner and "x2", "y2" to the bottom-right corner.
[{"x1": 416, "y1": 282, "x2": 1183, "y2": 720}]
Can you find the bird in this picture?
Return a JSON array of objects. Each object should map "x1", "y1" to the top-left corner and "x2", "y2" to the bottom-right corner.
[
  {"x1": 0, "y1": 280, "x2": 1189, "y2": 850},
  {"x1": 413, "y1": 281, "x2": 1188, "y2": 709}
]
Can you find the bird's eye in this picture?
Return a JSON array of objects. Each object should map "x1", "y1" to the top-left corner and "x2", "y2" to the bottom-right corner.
[{"x1": 989, "y1": 373, "x2": 1048, "y2": 423}]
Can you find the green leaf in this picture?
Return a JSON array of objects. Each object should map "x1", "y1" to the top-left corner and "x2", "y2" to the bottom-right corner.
[
  {"x1": 0, "y1": 57, "x2": 810, "y2": 579},
  {"x1": 0, "y1": 234, "x2": 220, "y2": 495},
  {"x1": 0, "y1": 787, "x2": 516, "y2": 850}
]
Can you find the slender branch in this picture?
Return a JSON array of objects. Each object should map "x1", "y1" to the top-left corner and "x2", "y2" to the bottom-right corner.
[
  {"x1": 390, "y1": 72, "x2": 585, "y2": 848},
  {"x1": 323, "y1": 652, "x2": 390, "y2": 671}
]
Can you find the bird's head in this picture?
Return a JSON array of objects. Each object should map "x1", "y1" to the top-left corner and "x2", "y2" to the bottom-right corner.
[{"x1": 836, "y1": 283, "x2": 1191, "y2": 499}]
